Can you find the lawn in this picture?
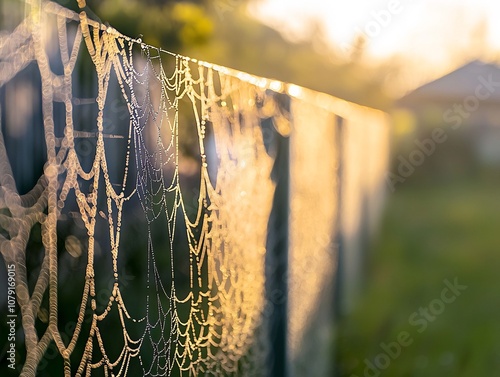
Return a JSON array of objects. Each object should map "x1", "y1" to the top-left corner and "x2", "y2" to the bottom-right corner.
[{"x1": 335, "y1": 173, "x2": 500, "y2": 377}]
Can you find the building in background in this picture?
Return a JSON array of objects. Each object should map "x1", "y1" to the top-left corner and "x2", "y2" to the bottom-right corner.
[{"x1": 396, "y1": 60, "x2": 500, "y2": 172}]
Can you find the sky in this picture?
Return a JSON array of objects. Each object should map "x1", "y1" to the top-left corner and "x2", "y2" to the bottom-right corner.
[{"x1": 249, "y1": 0, "x2": 500, "y2": 92}]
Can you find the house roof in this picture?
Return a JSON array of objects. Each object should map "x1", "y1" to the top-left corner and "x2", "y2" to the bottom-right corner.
[{"x1": 397, "y1": 60, "x2": 500, "y2": 106}]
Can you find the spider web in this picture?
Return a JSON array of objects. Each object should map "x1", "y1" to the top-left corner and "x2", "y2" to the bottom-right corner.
[
  {"x1": 287, "y1": 89, "x2": 389, "y2": 375},
  {"x1": 0, "y1": 1, "x2": 390, "y2": 376}
]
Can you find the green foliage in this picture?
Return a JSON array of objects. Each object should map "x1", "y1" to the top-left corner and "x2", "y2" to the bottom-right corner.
[
  {"x1": 85, "y1": 0, "x2": 214, "y2": 49},
  {"x1": 336, "y1": 173, "x2": 500, "y2": 376}
]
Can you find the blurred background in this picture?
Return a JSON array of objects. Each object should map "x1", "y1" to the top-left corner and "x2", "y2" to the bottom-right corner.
[{"x1": 1, "y1": 0, "x2": 500, "y2": 376}]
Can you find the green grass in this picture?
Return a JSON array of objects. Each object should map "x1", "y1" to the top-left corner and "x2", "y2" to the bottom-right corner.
[{"x1": 336, "y1": 174, "x2": 500, "y2": 377}]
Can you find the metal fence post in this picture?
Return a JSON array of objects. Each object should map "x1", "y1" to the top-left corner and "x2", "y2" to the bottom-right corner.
[
  {"x1": 263, "y1": 93, "x2": 290, "y2": 377},
  {"x1": 334, "y1": 115, "x2": 345, "y2": 320}
]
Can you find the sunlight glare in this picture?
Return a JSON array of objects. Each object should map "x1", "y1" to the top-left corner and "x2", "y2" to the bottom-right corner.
[{"x1": 250, "y1": 0, "x2": 500, "y2": 73}]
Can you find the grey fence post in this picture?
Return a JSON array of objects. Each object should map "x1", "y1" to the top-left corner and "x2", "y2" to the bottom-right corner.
[
  {"x1": 263, "y1": 93, "x2": 290, "y2": 377},
  {"x1": 334, "y1": 115, "x2": 345, "y2": 320},
  {"x1": 332, "y1": 115, "x2": 345, "y2": 376}
]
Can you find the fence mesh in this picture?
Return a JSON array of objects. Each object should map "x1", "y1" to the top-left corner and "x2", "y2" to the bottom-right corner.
[{"x1": 0, "y1": 1, "x2": 389, "y2": 376}]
